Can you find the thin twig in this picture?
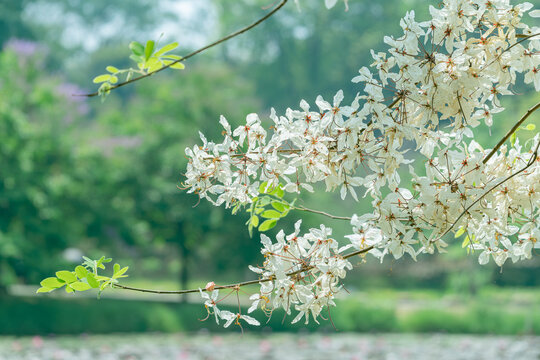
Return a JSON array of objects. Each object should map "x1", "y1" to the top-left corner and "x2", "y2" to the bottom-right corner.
[
  {"x1": 435, "y1": 140, "x2": 540, "y2": 241},
  {"x1": 293, "y1": 205, "x2": 352, "y2": 221},
  {"x1": 483, "y1": 101, "x2": 540, "y2": 164},
  {"x1": 113, "y1": 245, "x2": 374, "y2": 295},
  {"x1": 481, "y1": 32, "x2": 540, "y2": 72},
  {"x1": 83, "y1": 0, "x2": 289, "y2": 97}
]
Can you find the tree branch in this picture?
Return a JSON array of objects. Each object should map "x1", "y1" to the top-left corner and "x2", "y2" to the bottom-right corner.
[
  {"x1": 293, "y1": 205, "x2": 352, "y2": 221},
  {"x1": 112, "y1": 245, "x2": 374, "y2": 295},
  {"x1": 436, "y1": 139, "x2": 540, "y2": 241},
  {"x1": 483, "y1": 101, "x2": 540, "y2": 164},
  {"x1": 83, "y1": 0, "x2": 289, "y2": 97}
]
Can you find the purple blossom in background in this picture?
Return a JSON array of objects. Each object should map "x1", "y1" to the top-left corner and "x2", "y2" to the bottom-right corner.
[
  {"x1": 56, "y1": 82, "x2": 90, "y2": 117},
  {"x1": 4, "y1": 38, "x2": 41, "y2": 57}
]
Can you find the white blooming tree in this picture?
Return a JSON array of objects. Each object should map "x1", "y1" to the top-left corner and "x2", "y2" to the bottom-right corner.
[{"x1": 39, "y1": 0, "x2": 539, "y2": 330}]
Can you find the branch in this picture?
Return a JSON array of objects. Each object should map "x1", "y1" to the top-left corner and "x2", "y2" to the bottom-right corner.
[
  {"x1": 112, "y1": 245, "x2": 374, "y2": 295},
  {"x1": 436, "y1": 139, "x2": 540, "y2": 241},
  {"x1": 483, "y1": 101, "x2": 540, "y2": 164},
  {"x1": 83, "y1": 0, "x2": 289, "y2": 97},
  {"x1": 293, "y1": 205, "x2": 352, "y2": 221},
  {"x1": 481, "y1": 32, "x2": 540, "y2": 72}
]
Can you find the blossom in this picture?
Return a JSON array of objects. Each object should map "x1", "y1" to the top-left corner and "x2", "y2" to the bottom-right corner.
[{"x1": 190, "y1": 0, "x2": 540, "y2": 327}]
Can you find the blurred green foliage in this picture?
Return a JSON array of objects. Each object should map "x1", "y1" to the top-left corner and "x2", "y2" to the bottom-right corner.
[{"x1": 2, "y1": 288, "x2": 540, "y2": 335}]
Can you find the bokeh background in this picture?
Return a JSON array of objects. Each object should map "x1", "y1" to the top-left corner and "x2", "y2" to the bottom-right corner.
[{"x1": 0, "y1": 0, "x2": 539, "y2": 358}]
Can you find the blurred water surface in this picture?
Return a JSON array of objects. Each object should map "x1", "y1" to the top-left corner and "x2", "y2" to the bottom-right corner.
[{"x1": 1, "y1": 333, "x2": 539, "y2": 360}]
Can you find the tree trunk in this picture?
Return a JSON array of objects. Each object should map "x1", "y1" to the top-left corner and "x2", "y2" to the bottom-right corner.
[{"x1": 177, "y1": 223, "x2": 189, "y2": 303}]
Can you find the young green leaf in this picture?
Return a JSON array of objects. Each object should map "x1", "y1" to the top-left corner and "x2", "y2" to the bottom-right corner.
[
  {"x1": 162, "y1": 60, "x2": 185, "y2": 70},
  {"x1": 56, "y1": 271, "x2": 77, "y2": 284},
  {"x1": 40, "y1": 277, "x2": 65, "y2": 289},
  {"x1": 70, "y1": 282, "x2": 92, "y2": 291},
  {"x1": 93, "y1": 74, "x2": 111, "y2": 84},
  {"x1": 250, "y1": 215, "x2": 260, "y2": 227},
  {"x1": 36, "y1": 287, "x2": 54, "y2": 293},
  {"x1": 154, "y1": 42, "x2": 179, "y2": 57},
  {"x1": 259, "y1": 219, "x2": 277, "y2": 231},
  {"x1": 259, "y1": 182, "x2": 269, "y2": 193},
  {"x1": 129, "y1": 41, "x2": 145, "y2": 56},
  {"x1": 106, "y1": 66, "x2": 119, "y2": 74},
  {"x1": 261, "y1": 210, "x2": 282, "y2": 219},
  {"x1": 113, "y1": 266, "x2": 129, "y2": 279},
  {"x1": 271, "y1": 201, "x2": 287, "y2": 212},
  {"x1": 454, "y1": 227, "x2": 466, "y2": 238},
  {"x1": 86, "y1": 273, "x2": 100, "y2": 288},
  {"x1": 75, "y1": 266, "x2": 87, "y2": 279},
  {"x1": 144, "y1": 40, "x2": 155, "y2": 60}
]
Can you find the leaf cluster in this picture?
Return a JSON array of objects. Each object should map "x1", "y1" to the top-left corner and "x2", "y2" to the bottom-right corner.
[
  {"x1": 93, "y1": 39, "x2": 184, "y2": 98},
  {"x1": 242, "y1": 182, "x2": 295, "y2": 237},
  {"x1": 37, "y1": 256, "x2": 128, "y2": 295}
]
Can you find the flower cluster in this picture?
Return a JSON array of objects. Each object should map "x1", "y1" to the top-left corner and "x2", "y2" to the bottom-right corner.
[
  {"x1": 199, "y1": 289, "x2": 261, "y2": 328},
  {"x1": 247, "y1": 221, "x2": 354, "y2": 324},
  {"x1": 192, "y1": 0, "x2": 540, "y2": 327}
]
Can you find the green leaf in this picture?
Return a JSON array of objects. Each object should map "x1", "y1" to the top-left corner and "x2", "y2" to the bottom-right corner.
[
  {"x1": 75, "y1": 266, "x2": 87, "y2": 279},
  {"x1": 524, "y1": 124, "x2": 536, "y2": 131},
  {"x1": 259, "y1": 219, "x2": 277, "y2": 231},
  {"x1": 129, "y1": 41, "x2": 145, "y2": 56},
  {"x1": 65, "y1": 286, "x2": 75, "y2": 294},
  {"x1": 106, "y1": 66, "x2": 119, "y2": 73},
  {"x1": 154, "y1": 42, "x2": 179, "y2": 57},
  {"x1": 86, "y1": 273, "x2": 100, "y2": 288},
  {"x1": 40, "y1": 277, "x2": 64, "y2": 288},
  {"x1": 271, "y1": 201, "x2": 287, "y2": 212},
  {"x1": 113, "y1": 266, "x2": 129, "y2": 278},
  {"x1": 261, "y1": 210, "x2": 281, "y2": 219},
  {"x1": 276, "y1": 187, "x2": 284, "y2": 198},
  {"x1": 162, "y1": 54, "x2": 181, "y2": 60},
  {"x1": 93, "y1": 74, "x2": 111, "y2": 84},
  {"x1": 462, "y1": 235, "x2": 470, "y2": 248},
  {"x1": 114, "y1": 263, "x2": 120, "y2": 273},
  {"x1": 250, "y1": 215, "x2": 259, "y2": 227},
  {"x1": 109, "y1": 76, "x2": 118, "y2": 84},
  {"x1": 259, "y1": 182, "x2": 269, "y2": 193},
  {"x1": 510, "y1": 132, "x2": 517, "y2": 146},
  {"x1": 454, "y1": 227, "x2": 466, "y2": 238},
  {"x1": 144, "y1": 40, "x2": 155, "y2": 60},
  {"x1": 162, "y1": 60, "x2": 185, "y2": 70},
  {"x1": 70, "y1": 282, "x2": 92, "y2": 291},
  {"x1": 146, "y1": 58, "x2": 162, "y2": 72},
  {"x1": 129, "y1": 54, "x2": 143, "y2": 63},
  {"x1": 56, "y1": 271, "x2": 77, "y2": 284},
  {"x1": 100, "y1": 280, "x2": 111, "y2": 291},
  {"x1": 36, "y1": 287, "x2": 54, "y2": 293}
]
